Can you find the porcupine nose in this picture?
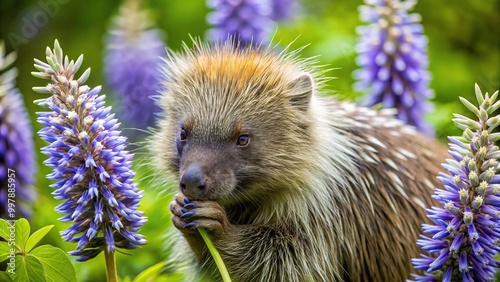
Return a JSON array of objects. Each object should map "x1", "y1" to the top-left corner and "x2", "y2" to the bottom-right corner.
[{"x1": 180, "y1": 163, "x2": 206, "y2": 198}]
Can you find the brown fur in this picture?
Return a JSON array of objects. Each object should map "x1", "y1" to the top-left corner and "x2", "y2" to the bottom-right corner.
[{"x1": 151, "y1": 40, "x2": 448, "y2": 281}]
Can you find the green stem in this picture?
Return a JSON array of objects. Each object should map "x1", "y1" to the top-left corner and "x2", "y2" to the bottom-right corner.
[
  {"x1": 198, "y1": 228, "x2": 232, "y2": 282},
  {"x1": 104, "y1": 249, "x2": 119, "y2": 282}
]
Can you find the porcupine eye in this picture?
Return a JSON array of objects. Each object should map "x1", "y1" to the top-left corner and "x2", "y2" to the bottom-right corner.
[
  {"x1": 236, "y1": 135, "x2": 250, "y2": 147},
  {"x1": 179, "y1": 128, "x2": 187, "y2": 141}
]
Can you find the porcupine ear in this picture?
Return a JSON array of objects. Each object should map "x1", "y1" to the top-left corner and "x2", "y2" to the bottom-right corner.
[{"x1": 288, "y1": 72, "x2": 313, "y2": 112}]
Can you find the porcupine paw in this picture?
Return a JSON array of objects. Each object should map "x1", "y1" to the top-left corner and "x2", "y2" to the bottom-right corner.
[{"x1": 170, "y1": 193, "x2": 227, "y2": 236}]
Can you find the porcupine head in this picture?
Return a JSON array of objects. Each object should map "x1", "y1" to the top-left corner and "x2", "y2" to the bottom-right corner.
[{"x1": 155, "y1": 40, "x2": 320, "y2": 206}]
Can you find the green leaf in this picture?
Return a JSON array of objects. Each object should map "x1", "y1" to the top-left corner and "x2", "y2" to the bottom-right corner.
[
  {"x1": 133, "y1": 262, "x2": 166, "y2": 282},
  {"x1": 25, "y1": 226, "x2": 54, "y2": 253},
  {"x1": 30, "y1": 245, "x2": 77, "y2": 282},
  {"x1": 14, "y1": 219, "x2": 30, "y2": 252},
  {"x1": 11, "y1": 254, "x2": 46, "y2": 282},
  {"x1": 0, "y1": 241, "x2": 13, "y2": 263},
  {"x1": 0, "y1": 271, "x2": 14, "y2": 282},
  {"x1": 153, "y1": 273, "x2": 184, "y2": 282},
  {"x1": 0, "y1": 218, "x2": 14, "y2": 241}
]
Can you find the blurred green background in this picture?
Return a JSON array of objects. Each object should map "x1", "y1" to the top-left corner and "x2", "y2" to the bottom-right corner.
[{"x1": 0, "y1": 0, "x2": 499, "y2": 281}]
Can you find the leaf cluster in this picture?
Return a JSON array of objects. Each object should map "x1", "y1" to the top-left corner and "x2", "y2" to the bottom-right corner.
[{"x1": 0, "y1": 219, "x2": 76, "y2": 282}]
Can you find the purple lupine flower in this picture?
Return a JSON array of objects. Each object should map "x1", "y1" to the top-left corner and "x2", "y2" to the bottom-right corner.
[
  {"x1": 270, "y1": 0, "x2": 301, "y2": 22},
  {"x1": 104, "y1": 2, "x2": 165, "y2": 140},
  {"x1": 353, "y1": 0, "x2": 434, "y2": 136},
  {"x1": 0, "y1": 40, "x2": 37, "y2": 218},
  {"x1": 33, "y1": 40, "x2": 147, "y2": 261},
  {"x1": 411, "y1": 84, "x2": 500, "y2": 281},
  {"x1": 206, "y1": 0, "x2": 275, "y2": 46}
]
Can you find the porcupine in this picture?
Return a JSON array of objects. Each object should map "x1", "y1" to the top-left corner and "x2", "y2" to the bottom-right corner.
[{"x1": 151, "y1": 40, "x2": 447, "y2": 281}]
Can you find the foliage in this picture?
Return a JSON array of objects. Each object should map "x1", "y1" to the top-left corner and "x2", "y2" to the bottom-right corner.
[{"x1": 0, "y1": 218, "x2": 77, "y2": 282}]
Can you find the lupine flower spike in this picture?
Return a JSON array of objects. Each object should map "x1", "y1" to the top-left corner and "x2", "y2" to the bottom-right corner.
[
  {"x1": 33, "y1": 40, "x2": 147, "y2": 263},
  {"x1": 411, "y1": 84, "x2": 500, "y2": 281},
  {"x1": 354, "y1": 0, "x2": 434, "y2": 136},
  {"x1": 270, "y1": 0, "x2": 301, "y2": 22},
  {"x1": 206, "y1": 0, "x2": 275, "y2": 46},
  {"x1": 104, "y1": 0, "x2": 165, "y2": 140},
  {"x1": 0, "y1": 40, "x2": 37, "y2": 218}
]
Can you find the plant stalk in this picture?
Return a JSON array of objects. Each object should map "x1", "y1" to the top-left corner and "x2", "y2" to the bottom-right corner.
[
  {"x1": 104, "y1": 249, "x2": 119, "y2": 282},
  {"x1": 199, "y1": 228, "x2": 232, "y2": 282}
]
